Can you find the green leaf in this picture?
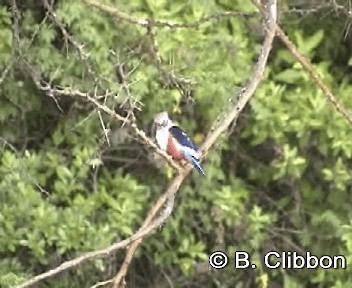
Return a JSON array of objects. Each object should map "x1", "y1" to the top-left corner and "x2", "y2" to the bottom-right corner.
[{"x1": 274, "y1": 68, "x2": 302, "y2": 84}]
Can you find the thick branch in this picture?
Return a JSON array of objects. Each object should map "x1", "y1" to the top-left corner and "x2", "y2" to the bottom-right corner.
[
  {"x1": 200, "y1": 0, "x2": 276, "y2": 153},
  {"x1": 110, "y1": 1, "x2": 277, "y2": 287},
  {"x1": 16, "y1": 0, "x2": 276, "y2": 287},
  {"x1": 13, "y1": 1, "x2": 352, "y2": 287}
]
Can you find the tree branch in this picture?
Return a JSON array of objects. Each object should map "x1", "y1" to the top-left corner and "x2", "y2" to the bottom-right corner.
[
  {"x1": 15, "y1": 178, "x2": 178, "y2": 288},
  {"x1": 83, "y1": 0, "x2": 253, "y2": 29},
  {"x1": 275, "y1": 25, "x2": 352, "y2": 125},
  {"x1": 43, "y1": 0, "x2": 105, "y2": 86},
  {"x1": 254, "y1": 1, "x2": 352, "y2": 125},
  {"x1": 110, "y1": 0, "x2": 277, "y2": 286},
  {"x1": 16, "y1": 0, "x2": 277, "y2": 287},
  {"x1": 12, "y1": 1, "x2": 352, "y2": 287},
  {"x1": 37, "y1": 81, "x2": 183, "y2": 172}
]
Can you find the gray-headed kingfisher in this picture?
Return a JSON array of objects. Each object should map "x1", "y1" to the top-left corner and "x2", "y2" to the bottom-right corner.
[{"x1": 154, "y1": 112, "x2": 205, "y2": 175}]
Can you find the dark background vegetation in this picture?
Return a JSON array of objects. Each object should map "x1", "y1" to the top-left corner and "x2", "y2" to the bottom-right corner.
[{"x1": 1, "y1": 0, "x2": 352, "y2": 287}]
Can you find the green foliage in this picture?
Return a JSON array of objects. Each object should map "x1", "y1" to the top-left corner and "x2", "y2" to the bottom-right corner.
[
  {"x1": 1, "y1": 0, "x2": 352, "y2": 287},
  {"x1": 0, "y1": 7, "x2": 11, "y2": 62},
  {"x1": 0, "y1": 258, "x2": 29, "y2": 288}
]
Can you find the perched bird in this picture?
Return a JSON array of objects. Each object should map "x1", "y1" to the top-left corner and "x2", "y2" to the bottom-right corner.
[{"x1": 154, "y1": 112, "x2": 205, "y2": 175}]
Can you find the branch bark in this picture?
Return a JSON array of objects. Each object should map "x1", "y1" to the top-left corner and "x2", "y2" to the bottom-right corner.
[
  {"x1": 110, "y1": 0, "x2": 277, "y2": 286},
  {"x1": 275, "y1": 25, "x2": 352, "y2": 125},
  {"x1": 16, "y1": 173, "x2": 185, "y2": 288},
  {"x1": 16, "y1": 0, "x2": 277, "y2": 287},
  {"x1": 12, "y1": 0, "x2": 352, "y2": 287},
  {"x1": 22, "y1": 73, "x2": 183, "y2": 172},
  {"x1": 83, "y1": 0, "x2": 253, "y2": 28}
]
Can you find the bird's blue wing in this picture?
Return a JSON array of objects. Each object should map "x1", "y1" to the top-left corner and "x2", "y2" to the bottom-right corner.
[
  {"x1": 169, "y1": 126, "x2": 205, "y2": 175},
  {"x1": 169, "y1": 126, "x2": 198, "y2": 151}
]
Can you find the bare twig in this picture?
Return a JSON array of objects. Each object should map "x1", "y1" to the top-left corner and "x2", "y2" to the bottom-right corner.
[
  {"x1": 11, "y1": 0, "x2": 352, "y2": 286},
  {"x1": 38, "y1": 82, "x2": 182, "y2": 171},
  {"x1": 42, "y1": 0, "x2": 102, "y2": 85},
  {"x1": 16, "y1": 0, "x2": 277, "y2": 287},
  {"x1": 253, "y1": 0, "x2": 352, "y2": 126},
  {"x1": 90, "y1": 279, "x2": 113, "y2": 288},
  {"x1": 200, "y1": 0, "x2": 276, "y2": 155},
  {"x1": 1, "y1": 0, "x2": 21, "y2": 86},
  {"x1": 0, "y1": 62, "x2": 13, "y2": 86},
  {"x1": 275, "y1": 25, "x2": 352, "y2": 125},
  {"x1": 83, "y1": 0, "x2": 253, "y2": 29},
  {"x1": 16, "y1": 172, "x2": 183, "y2": 288},
  {"x1": 110, "y1": 1, "x2": 277, "y2": 287},
  {"x1": 98, "y1": 110, "x2": 111, "y2": 146},
  {"x1": 146, "y1": 25, "x2": 162, "y2": 66},
  {"x1": 84, "y1": 0, "x2": 199, "y2": 96},
  {"x1": 43, "y1": 0, "x2": 88, "y2": 59},
  {"x1": 18, "y1": 57, "x2": 181, "y2": 170},
  {"x1": 331, "y1": 0, "x2": 352, "y2": 18},
  {"x1": 110, "y1": 171, "x2": 189, "y2": 287},
  {"x1": 283, "y1": 4, "x2": 330, "y2": 16},
  {"x1": 11, "y1": 0, "x2": 20, "y2": 50}
]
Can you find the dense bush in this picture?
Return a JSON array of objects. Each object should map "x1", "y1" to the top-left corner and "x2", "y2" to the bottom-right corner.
[{"x1": 1, "y1": 0, "x2": 352, "y2": 287}]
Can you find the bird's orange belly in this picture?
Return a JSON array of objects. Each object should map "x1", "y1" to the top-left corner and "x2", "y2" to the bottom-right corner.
[{"x1": 167, "y1": 136, "x2": 184, "y2": 160}]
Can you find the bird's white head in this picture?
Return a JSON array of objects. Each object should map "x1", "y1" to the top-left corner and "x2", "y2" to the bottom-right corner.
[{"x1": 154, "y1": 111, "x2": 172, "y2": 129}]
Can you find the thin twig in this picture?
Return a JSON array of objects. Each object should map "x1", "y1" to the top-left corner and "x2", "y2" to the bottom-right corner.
[
  {"x1": 110, "y1": 1, "x2": 277, "y2": 287},
  {"x1": 0, "y1": 62, "x2": 13, "y2": 86},
  {"x1": 11, "y1": 0, "x2": 20, "y2": 50},
  {"x1": 90, "y1": 279, "x2": 113, "y2": 288},
  {"x1": 38, "y1": 82, "x2": 182, "y2": 171},
  {"x1": 98, "y1": 110, "x2": 110, "y2": 146},
  {"x1": 331, "y1": 0, "x2": 352, "y2": 18},
  {"x1": 275, "y1": 25, "x2": 352, "y2": 125},
  {"x1": 2, "y1": 0, "x2": 20, "y2": 87},
  {"x1": 16, "y1": 172, "x2": 183, "y2": 288},
  {"x1": 200, "y1": 0, "x2": 276, "y2": 155},
  {"x1": 283, "y1": 4, "x2": 330, "y2": 16},
  {"x1": 83, "y1": 0, "x2": 253, "y2": 29},
  {"x1": 17, "y1": 58, "x2": 181, "y2": 171},
  {"x1": 16, "y1": 1, "x2": 277, "y2": 287},
  {"x1": 42, "y1": 0, "x2": 101, "y2": 84},
  {"x1": 110, "y1": 173, "x2": 188, "y2": 287}
]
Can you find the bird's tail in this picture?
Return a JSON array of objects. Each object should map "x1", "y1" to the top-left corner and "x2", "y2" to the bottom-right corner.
[
  {"x1": 183, "y1": 149, "x2": 205, "y2": 175},
  {"x1": 190, "y1": 157, "x2": 205, "y2": 175}
]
